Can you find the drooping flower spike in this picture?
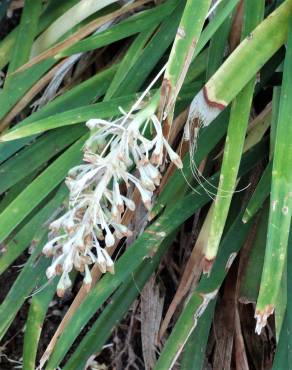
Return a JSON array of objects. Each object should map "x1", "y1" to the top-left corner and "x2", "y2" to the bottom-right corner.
[{"x1": 42, "y1": 94, "x2": 182, "y2": 296}]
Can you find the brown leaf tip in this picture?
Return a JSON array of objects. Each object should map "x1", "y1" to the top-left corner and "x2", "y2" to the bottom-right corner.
[
  {"x1": 254, "y1": 304, "x2": 274, "y2": 335},
  {"x1": 202, "y1": 257, "x2": 215, "y2": 275}
]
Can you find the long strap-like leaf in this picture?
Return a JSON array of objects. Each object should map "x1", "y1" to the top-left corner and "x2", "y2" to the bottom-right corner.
[{"x1": 255, "y1": 13, "x2": 292, "y2": 334}]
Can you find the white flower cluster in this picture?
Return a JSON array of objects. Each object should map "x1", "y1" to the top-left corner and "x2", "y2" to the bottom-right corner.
[{"x1": 42, "y1": 106, "x2": 182, "y2": 296}]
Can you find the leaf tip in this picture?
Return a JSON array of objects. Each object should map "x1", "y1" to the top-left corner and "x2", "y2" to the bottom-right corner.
[
  {"x1": 254, "y1": 304, "x2": 274, "y2": 335},
  {"x1": 202, "y1": 257, "x2": 215, "y2": 275}
]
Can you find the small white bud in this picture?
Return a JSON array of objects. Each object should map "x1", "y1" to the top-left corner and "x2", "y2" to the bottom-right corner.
[
  {"x1": 122, "y1": 197, "x2": 135, "y2": 211},
  {"x1": 101, "y1": 248, "x2": 114, "y2": 274},
  {"x1": 42, "y1": 236, "x2": 64, "y2": 256},
  {"x1": 105, "y1": 231, "x2": 115, "y2": 247},
  {"x1": 46, "y1": 265, "x2": 56, "y2": 279},
  {"x1": 96, "y1": 246, "x2": 107, "y2": 273},
  {"x1": 83, "y1": 264, "x2": 92, "y2": 292},
  {"x1": 163, "y1": 138, "x2": 183, "y2": 169},
  {"x1": 57, "y1": 272, "x2": 72, "y2": 297}
]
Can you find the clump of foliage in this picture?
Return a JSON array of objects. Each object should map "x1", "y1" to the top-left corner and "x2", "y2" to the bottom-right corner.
[{"x1": 0, "y1": 0, "x2": 291, "y2": 369}]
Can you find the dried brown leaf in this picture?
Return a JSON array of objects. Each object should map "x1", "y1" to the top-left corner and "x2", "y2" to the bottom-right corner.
[{"x1": 141, "y1": 275, "x2": 164, "y2": 370}]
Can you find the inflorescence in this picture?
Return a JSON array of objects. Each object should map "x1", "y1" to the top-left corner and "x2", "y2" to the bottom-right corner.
[{"x1": 42, "y1": 104, "x2": 182, "y2": 296}]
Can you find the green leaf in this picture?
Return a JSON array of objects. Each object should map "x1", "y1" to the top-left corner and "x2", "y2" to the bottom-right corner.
[
  {"x1": 270, "y1": 85, "x2": 282, "y2": 157},
  {"x1": 240, "y1": 205, "x2": 268, "y2": 303},
  {"x1": 112, "y1": 1, "x2": 185, "y2": 96},
  {"x1": 255, "y1": 15, "x2": 292, "y2": 331},
  {"x1": 22, "y1": 277, "x2": 58, "y2": 370},
  {"x1": 0, "y1": 59, "x2": 56, "y2": 120},
  {"x1": 286, "y1": 225, "x2": 292, "y2": 365},
  {"x1": 0, "y1": 125, "x2": 85, "y2": 194},
  {"x1": 104, "y1": 28, "x2": 156, "y2": 100},
  {"x1": 242, "y1": 161, "x2": 272, "y2": 223},
  {"x1": 0, "y1": 233, "x2": 50, "y2": 340},
  {"x1": 205, "y1": 0, "x2": 234, "y2": 79},
  {"x1": 273, "y1": 312, "x2": 289, "y2": 369},
  {"x1": 193, "y1": 0, "x2": 239, "y2": 61},
  {"x1": 5, "y1": 0, "x2": 42, "y2": 81},
  {"x1": 180, "y1": 299, "x2": 216, "y2": 370},
  {"x1": 0, "y1": 185, "x2": 67, "y2": 275},
  {"x1": 0, "y1": 63, "x2": 116, "y2": 163},
  {"x1": 0, "y1": 95, "x2": 142, "y2": 141},
  {"x1": 204, "y1": 0, "x2": 264, "y2": 266},
  {"x1": 161, "y1": 0, "x2": 212, "y2": 121},
  {"x1": 205, "y1": 81, "x2": 255, "y2": 264},
  {"x1": 0, "y1": 170, "x2": 39, "y2": 213},
  {"x1": 0, "y1": 136, "x2": 86, "y2": 244}
]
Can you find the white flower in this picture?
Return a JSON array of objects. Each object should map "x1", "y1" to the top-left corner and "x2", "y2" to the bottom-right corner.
[
  {"x1": 42, "y1": 98, "x2": 182, "y2": 295},
  {"x1": 57, "y1": 272, "x2": 72, "y2": 297},
  {"x1": 101, "y1": 248, "x2": 115, "y2": 274},
  {"x1": 42, "y1": 235, "x2": 65, "y2": 256},
  {"x1": 96, "y1": 245, "x2": 107, "y2": 273},
  {"x1": 83, "y1": 264, "x2": 93, "y2": 292}
]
